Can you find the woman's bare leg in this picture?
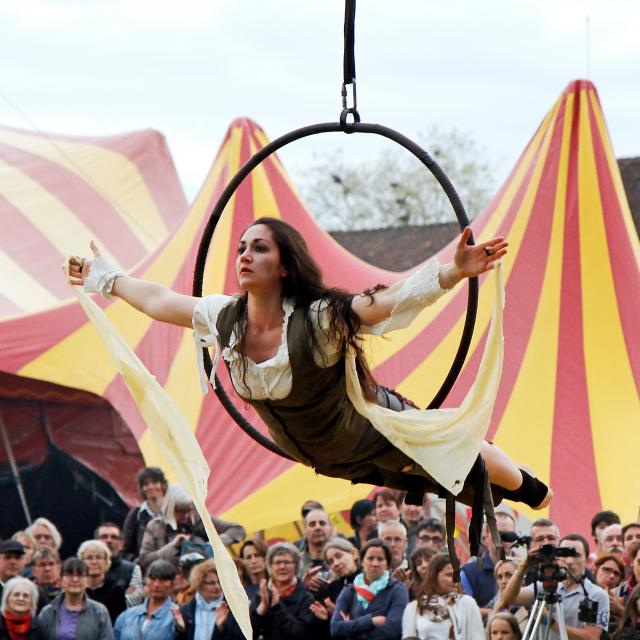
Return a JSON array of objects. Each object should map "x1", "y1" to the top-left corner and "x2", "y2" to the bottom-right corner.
[{"x1": 480, "y1": 441, "x2": 553, "y2": 509}]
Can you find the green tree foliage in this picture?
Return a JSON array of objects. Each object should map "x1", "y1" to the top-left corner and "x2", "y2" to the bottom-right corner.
[{"x1": 296, "y1": 126, "x2": 495, "y2": 231}]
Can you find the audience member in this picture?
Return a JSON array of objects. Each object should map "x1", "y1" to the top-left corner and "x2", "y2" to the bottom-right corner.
[
  {"x1": 486, "y1": 611, "x2": 523, "y2": 640},
  {"x1": 0, "y1": 541, "x2": 27, "y2": 601},
  {"x1": 10, "y1": 532, "x2": 37, "y2": 574},
  {"x1": 502, "y1": 534, "x2": 610, "y2": 639},
  {"x1": 239, "y1": 538, "x2": 268, "y2": 600},
  {"x1": 331, "y1": 539, "x2": 408, "y2": 639},
  {"x1": 402, "y1": 552, "x2": 484, "y2": 639},
  {"x1": 25, "y1": 519, "x2": 62, "y2": 552},
  {"x1": 251, "y1": 542, "x2": 318, "y2": 640},
  {"x1": 38, "y1": 557, "x2": 113, "y2": 640},
  {"x1": 623, "y1": 524, "x2": 640, "y2": 562},
  {"x1": 379, "y1": 521, "x2": 409, "y2": 574},
  {"x1": 300, "y1": 500, "x2": 324, "y2": 518},
  {"x1": 486, "y1": 557, "x2": 520, "y2": 612},
  {"x1": 407, "y1": 546, "x2": 438, "y2": 600},
  {"x1": 0, "y1": 576, "x2": 41, "y2": 639},
  {"x1": 139, "y1": 485, "x2": 245, "y2": 572},
  {"x1": 590, "y1": 511, "x2": 621, "y2": 561},
  {"x1": 594, "y1": 553, "x2": 626, "y2": 634},
  {"x1": 121, "y1": 467, "x2": 168, "y2": 562},
  {"x1": 95, "y1": 522, "x2": 143, "y2": 607},
  {"x1": 529, "y1": 518, "x2": 560, "y2": 549},
  {"x1": 113, "y1": 560, "x2": 178, "y2": 640},
  {"x1": 373, "y1": 489, "x2": 403, "y2": 523},
  {"x1": 348, "y1": 499, "x2": 377, "y2": 550},
  {"x1": 603, "y1": 524, "x2": 625, "y2": 555},
  {"x1": 401, "y1": 495, "x2": 429, "y2": 555},
  {"x1": 617, "y1": 541, "x2": 640, "y2": 603},
  {"x1": 175, "y1": 559, "x2": 243, "y2": 639},
  {"x1": 415, "y1": 519, "x2": 446, "y2": 552},
  {"x1": 297, "y1": 509, "x2": 335, "y2": 588},
  {"x1": 77, "y1": 540, "x2": 126, "y2": 624},
  {"x1": 174, "y1": 552, "x2": 205, "y2": 605},
  {"x1": 30, "y1": 548, "x2": 61, "y2": 602},
  {"x1": 462, "y1": 513, "x2": 516, "y2": 606},
  {"x1": 613, "y1": 583, "x2": 640, "y2": 640}
]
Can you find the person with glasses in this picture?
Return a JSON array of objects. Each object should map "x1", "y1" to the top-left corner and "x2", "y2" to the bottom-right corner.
[
  {"x1": 594, "y1": 553, "x2": 626, "y2": 634},
  {"x1": 174, "y1": 559, "x2": 243, "y2": 639},
  {"x1": 38, "y1": 557, "x2": 113, "y2": 640},
  {"x1": 415, "y1": 520, "x2": 446, "y2": 553},
  {"x1": 251, "y1": 542, "x2": 318, "y2": 640},
  {"x1": 95, "y1": 523, "x2": 144, "y2": 607},
  {"x1": 77, "y1": 540, "x2": 126, "y2": 624},
  {"x1": 0, "y1": 576, "x2": 42, "y2": 639}
]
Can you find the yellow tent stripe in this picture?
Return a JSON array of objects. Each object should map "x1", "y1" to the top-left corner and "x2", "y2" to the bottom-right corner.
[
  {"x1": 493, "y1": 92, "x2": 575, "y2": 520},
  {"x1": 577, "y1": 90, "x2": 640, "y2": 515},
  {"x1": 0, "y1": 128, "x2": 169, "y2": 251}
]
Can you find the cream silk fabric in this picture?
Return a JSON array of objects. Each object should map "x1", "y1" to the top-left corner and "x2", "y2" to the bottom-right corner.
[{"x1": 68, "y1": 279, "x2": 252, "y2": 640}]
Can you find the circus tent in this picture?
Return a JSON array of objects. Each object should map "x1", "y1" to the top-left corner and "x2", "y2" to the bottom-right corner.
[{"x1": 1, "y1": 79, "x2": 638, "y2": 544}]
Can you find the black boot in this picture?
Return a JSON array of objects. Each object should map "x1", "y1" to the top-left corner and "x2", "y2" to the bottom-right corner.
[{"x1": 502, "y1": 469, "x2": 550, "y2": 509}]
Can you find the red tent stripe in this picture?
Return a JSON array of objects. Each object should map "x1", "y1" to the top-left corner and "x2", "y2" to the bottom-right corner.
[
  {"x1": 549, "y1": 95, "x2": 601, "y2": 530},
  {"x1": 587, "y1": 98, "x2": 640, "y2": 391},
  {"x1": 0, "y1": 141, "x2": 148, "y2": 264}
]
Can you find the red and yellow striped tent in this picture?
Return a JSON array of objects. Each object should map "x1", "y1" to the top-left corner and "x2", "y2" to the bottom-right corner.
[{"x1": 1, "y1": 79, "x2": 638, "y2": 540}]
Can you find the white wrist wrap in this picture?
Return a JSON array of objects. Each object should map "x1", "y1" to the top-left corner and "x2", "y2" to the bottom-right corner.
[{"x1": 83, "y1": 255, "x2": 126, "y2": 299}]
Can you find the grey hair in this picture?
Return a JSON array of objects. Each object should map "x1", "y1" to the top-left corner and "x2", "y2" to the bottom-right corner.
[
  {"x1": 1, "y1": 577, "x2": 39, "y2": 617},
  {"x1": 77, "y1": 540, "x2": 112, "y2": 571},
  {"x1": 266, "y1": 542, "x2": 301, "y2": 574},
  {"x1": 378, "y1": 519, "x2": 407, "y2": 539},
  {"x1": 323, "y1": 537, "x2": 358, "y2": 561},
  {"x1": 26, "y1": 517, "x2": 62, "y2": 550}
]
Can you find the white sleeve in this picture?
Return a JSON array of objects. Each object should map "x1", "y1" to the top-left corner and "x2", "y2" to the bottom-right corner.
[
  {"x1": 361, "y1": 257, "x2": 449, "y2": 335},
  {"x1": 192, "y1": 294, "x2": 234, "y2": 393},
  {"x1": 401, "y1": 600, "x2": 418, "y2": 639}
]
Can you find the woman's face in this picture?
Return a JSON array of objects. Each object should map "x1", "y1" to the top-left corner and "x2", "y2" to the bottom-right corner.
[
  {"x1": 416, "y1": 555, "x2": 431, "y2": 579},
  {"x1": 142, "y1": 479, "x2": 165, "y2": 501},
  {"x1": 236, "y1": 225, "x2": 287, "y2": 294},
  {"x1": 495, "y1": 561, "x2": 517, "y2": 593},
  {"x1": 199, "y1": 571, "x2": 222, "y2": 602},
  {"x1": 61, "y1": 571, "x2": 87, "y2": 597},
  {"x1": 6, "y1": 587, "x2": 32, "y2": 616},
  {"x1": 82, "y1": 551, "x2": 109, "y2": 580},
  {"x1": 31, "y1": 524, "x2": 54, "y2": 549},
  {"x1": 241, "y1": 544, "x2": 266, "y2": 577},
  {"x1": 362, "y1": 546, "x2": 388, "y2": 583},
  {"x1": 326, "y1": 547, "x2": 358, "y2": 578},
  {"x1": 436, "y1": 563, "x2": 455, "y2": 595},
  {"x1": 490, "y1": 618, "x2": 516, "y2": 640},
  {"x1": 269, "y1": 553, "x2": 297, "y2": 586},
  {"x1": 375, "y1": 498, "x2": 399, "y2": 523},
  {"x1": 595, "y1": 560, "x2": 623, "y2": 590},
  {"x1": 17, "y1": 538, "x2": 36, "y2": 565}
]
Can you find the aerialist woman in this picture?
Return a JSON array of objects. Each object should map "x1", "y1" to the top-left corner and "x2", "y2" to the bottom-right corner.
[{"x1": 68, "y1": 217, "x2": 552, "y2": 511}]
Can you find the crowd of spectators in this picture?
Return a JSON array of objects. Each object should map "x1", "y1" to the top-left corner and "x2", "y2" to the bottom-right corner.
[{"x1": 1, "y1": 466, "x2": 639, "y2": 640}]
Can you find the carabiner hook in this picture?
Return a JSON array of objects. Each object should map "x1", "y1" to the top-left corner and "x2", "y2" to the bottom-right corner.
[{"x1": 340, "y1": 80, "x2": 361, "y2": 133}]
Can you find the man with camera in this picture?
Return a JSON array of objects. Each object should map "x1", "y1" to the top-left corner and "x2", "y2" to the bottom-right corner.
[{"x1": 501, "y1": 534, "x2": 609, "y2": 639}]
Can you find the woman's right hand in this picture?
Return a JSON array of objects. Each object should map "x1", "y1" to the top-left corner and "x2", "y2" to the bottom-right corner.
[{"x1": 67, "y1": 241, "x2": 99, "y2": 286}]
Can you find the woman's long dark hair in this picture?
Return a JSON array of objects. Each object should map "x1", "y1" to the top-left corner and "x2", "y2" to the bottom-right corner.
[
  {"x1": 229, "y1": 217, "x2": 381, "y2": 401},
  {"x1": 416, "y1": 553, "x2": 461, "y2": 613},
  {"x1": 613, "y1": 583, "x2": 640, "y2": 639}
]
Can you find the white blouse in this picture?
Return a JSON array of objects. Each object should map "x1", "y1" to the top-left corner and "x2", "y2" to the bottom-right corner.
[{"x1": 192, "y1": 258, "x2": 446, "y2": 399}]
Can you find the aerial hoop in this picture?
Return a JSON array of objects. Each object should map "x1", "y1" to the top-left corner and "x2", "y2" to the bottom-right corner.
[{"x1": 192, "y1": 0, "x2": 479, "y2": 459}]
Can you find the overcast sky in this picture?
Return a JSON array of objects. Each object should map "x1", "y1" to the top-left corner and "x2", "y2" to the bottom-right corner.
[{"x1": 1, "y1": 0, "x2": 638, "y2": 201}]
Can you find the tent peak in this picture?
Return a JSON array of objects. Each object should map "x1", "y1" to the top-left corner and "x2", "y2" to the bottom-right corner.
[{"x1": 563, "y1": 79, "x2": 597, "y2": 95}]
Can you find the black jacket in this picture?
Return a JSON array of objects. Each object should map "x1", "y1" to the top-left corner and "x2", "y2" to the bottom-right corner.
[
  {"x1": 0, "y1": 615, "x2": 41, "y2": 640},
  {"x1": 177, "y1": 597, "x2": 244, "y2": 640}
]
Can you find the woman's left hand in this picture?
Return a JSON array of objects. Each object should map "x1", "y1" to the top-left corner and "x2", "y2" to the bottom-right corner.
[
  {"x1": 440, "y1": 227, "x2": 508, "y2": 289},
  {"x1": 215, "y1": 602, "x2": 229, "y2": 628},
  {"x1": 309, "y1": 601, "x2": 328, "y2": 620}
]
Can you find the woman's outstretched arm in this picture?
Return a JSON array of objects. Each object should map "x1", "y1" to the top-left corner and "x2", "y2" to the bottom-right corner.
[
  {"x1": 352, "y1": 227, "x2": 507, "y2": 327},
  {"x1": 68, "y1": 242, "x2": 199, "y2": 329}
]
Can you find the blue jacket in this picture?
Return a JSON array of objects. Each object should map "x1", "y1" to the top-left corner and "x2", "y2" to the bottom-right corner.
[
  {"x1": 460, "y1": 553, "x2": 496, "y2": 607},
  {"x1": 114, "y1": 598, "x2": 177, "y2": 640},
  {"x1": 330, "y1": 578, "x2": 408, "y2": 639}
]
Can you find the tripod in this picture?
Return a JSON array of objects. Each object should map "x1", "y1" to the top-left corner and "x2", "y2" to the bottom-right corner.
[{"x1": 522, "y1": 589, "x2": 569, "y2": 640}]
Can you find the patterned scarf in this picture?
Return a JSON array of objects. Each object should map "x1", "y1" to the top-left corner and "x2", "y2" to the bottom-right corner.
[
  {"x1": 418, "y1": 592, "x2": 463, "y2": 622},
  {"x1": 353, "y1": 571, "x2": 390, "y2": 609},
  {"x1": 269, "y1": 577, "x2": 298, "y2": 599},
  {"x1": 3, "y1": 610, "x2": 32, "y2": 640}
]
